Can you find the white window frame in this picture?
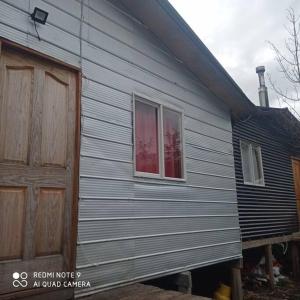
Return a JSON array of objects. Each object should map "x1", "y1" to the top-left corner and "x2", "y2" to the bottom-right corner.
[
  {"x1": 133, "y1": 92, "x2": 186, "y2": 181},
  {"x1": 240, "y1": 140, "x2": 265, "y2": 186}
]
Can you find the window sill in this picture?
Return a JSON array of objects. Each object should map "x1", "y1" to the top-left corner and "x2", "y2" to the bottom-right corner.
[
  {"x1": 134, "y1": 172, "x2": 186, "y2": 182},
  {"x1": 243, "y1": 181, "x2": 265, "y2": 187}
]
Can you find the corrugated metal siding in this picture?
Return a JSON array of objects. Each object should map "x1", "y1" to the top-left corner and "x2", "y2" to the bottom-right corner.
[
  {"x1": 0, "y1": 0, "x2": 241, "y2": 296},
  {"x1": 233, "y1": 117, "x2": 298, "y2": 241},
  {"x1": 78, "y1": 1, "x2": 241, "y2": 292}
]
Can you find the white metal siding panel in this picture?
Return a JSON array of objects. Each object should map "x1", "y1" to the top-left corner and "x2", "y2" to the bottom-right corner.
[
  {"x1": 82, "y1": 59, "x2": 231, "y2": 130},
  {"x1": 78, "y1": 200, "x2": 238, "y2": 219},
  {"x1": 76, "y1": 242, "x2": 240, "y2": 290},
  {"x1": 77, "y1": 229, "x2": 241, "y2": 266},
  {"x1": 80, "y1": 38, "x2": 230, "y2": 122},
  {"x1": 78, "y1": 217, "x2": 240, "y2": 242},
  {"x1": 0, "y1": 0, "x2": 241, "y2": 296}
]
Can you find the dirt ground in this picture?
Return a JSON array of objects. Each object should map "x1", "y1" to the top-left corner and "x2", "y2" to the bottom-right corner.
[{"x1": 244, "y1": 279, "x2": 300, "y2": 300}]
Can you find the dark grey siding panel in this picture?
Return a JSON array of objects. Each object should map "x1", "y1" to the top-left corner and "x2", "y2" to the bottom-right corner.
[{"x1": 233, "y1": 117, "x2": 298, "y2": 240}]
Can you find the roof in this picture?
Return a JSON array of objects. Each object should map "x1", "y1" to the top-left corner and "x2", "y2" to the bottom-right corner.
[
  {"x1": 119, "y1": 0, "x2": 255, "y2": 118},
  {"x1": 256, "y1": 107, "x2": 300, "y2": 153}
]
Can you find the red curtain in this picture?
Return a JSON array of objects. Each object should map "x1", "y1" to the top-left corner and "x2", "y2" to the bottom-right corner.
[
  {"x1": 163, "y1": 108, "x2": 182, "y2": 178},
  {"x1": 135, "y1": 101, "x2": 159, "y2": 173}
]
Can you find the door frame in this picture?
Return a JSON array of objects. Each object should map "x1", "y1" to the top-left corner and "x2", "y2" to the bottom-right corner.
[
  {"x1": 0, "y1": 38, "x2": 81, "y2": 300},
  {"x1": 292, "y1": 156, "x2": 300, "y2": 231}
]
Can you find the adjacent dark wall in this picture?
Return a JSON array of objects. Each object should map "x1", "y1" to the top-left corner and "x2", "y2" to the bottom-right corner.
[{"x1": 233, "y1": 116, "x2": 298, "y2": 241}]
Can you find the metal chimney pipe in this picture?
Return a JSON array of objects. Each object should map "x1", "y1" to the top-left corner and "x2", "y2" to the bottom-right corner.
[{"x1": 256, "y1": 66, "x2": 269, "y2": 107}]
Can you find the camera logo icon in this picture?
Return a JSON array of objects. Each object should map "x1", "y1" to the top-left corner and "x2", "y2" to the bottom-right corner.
[{"x1": 12, "y1": 272, "x2": 28, "y2": 288}]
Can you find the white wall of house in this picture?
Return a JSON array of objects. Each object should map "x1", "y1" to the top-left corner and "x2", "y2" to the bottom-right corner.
[{"x1": 0, "y1": 0, "x2": 241, "y2": 297}]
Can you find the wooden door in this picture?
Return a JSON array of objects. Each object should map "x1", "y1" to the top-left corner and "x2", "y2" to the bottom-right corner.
[
  {"x1": 292, "y1": 158, "x2": 300, "y2": 228},
  {"x1": 0, "y1": 45, "x2": 78, "y2": 297}
]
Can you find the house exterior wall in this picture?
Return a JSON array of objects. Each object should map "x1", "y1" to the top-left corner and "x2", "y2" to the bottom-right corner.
[
  {"x1": 233, "y1": 117, "x2": 298, "y2": 241},
  {"x1": 0, "y1": 0, "x2": 241, "y2": 296}
]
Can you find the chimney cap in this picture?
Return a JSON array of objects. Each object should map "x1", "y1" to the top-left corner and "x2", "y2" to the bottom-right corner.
[{"x1": 256, "y1": 66, "x2": 265, "y2": 73}]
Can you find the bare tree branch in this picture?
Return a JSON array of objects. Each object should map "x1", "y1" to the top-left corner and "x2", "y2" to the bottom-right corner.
[
  {"x1": 267, "y1": 73, "x2": 300, "y2": 102},
  {"x1": 281, "y1": 98, "x2": 300, "y2": 119},
  {"x1": 267, "y1": 7, "x2": 300, "y2": 119}
]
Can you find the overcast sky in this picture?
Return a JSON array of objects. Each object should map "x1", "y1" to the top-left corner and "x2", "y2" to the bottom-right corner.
[{"x1": 169, "y1": 0, "x2": 300, "y2": 115}]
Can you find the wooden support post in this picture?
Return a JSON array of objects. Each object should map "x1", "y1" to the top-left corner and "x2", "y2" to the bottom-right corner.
[
  {"x1": 291, "y1": 242, "x2": 300, "y2": 279},
  {"x1": 231, "y1": 259, "x2": 243, "y2": 300},
  {"x1": 265, "y1": 244, "x2": 275, "y2": 289}
]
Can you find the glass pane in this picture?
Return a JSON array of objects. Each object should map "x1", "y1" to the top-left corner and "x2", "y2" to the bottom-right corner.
[
  {"x1": 240, "y1": 141, "x2": 252, "y2": 183},
  {"x1": 252, "y1": 146, "x2": 264, "y2": 184},
  {"x1": 163, "y1": 108, "x2": 182, "y2": 178},
  {"x1": 135, "y1": 100, "x2": 159, "y2": 174}
]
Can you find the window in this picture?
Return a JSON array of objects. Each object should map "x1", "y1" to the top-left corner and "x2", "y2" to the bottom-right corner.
[
  {"x1": 240, "y1": 141, "x2": 264, "y2": 185},
  {"x1": 134, "y1": 95, "x2": 184, "y2": 180}
]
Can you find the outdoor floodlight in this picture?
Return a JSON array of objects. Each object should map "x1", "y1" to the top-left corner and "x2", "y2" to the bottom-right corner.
[{"x1": 31, "y1": 7, "x2": 48, "y2": 25}]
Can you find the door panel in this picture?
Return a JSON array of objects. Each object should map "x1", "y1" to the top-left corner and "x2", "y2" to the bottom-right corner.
[
  {"x1": 35, "y1": 188, "x2": 65, "y2": 256},
  {"x1": 0, "y1": 45, "x2": 77, "y2": 297},
  {"x1": 41, "y1": 73, "x2": 68, "y2": 167},
  {"x1": 0, "y1": 187, "x2": 26, "y2": 260},
  {"x1": 0, "y1": 67, "x2": 33, "y2": 163}
]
